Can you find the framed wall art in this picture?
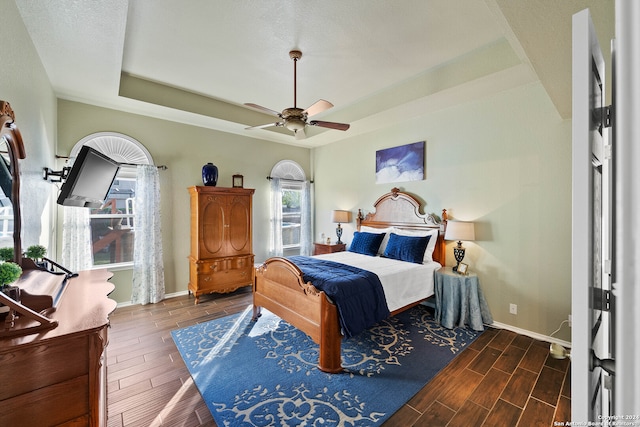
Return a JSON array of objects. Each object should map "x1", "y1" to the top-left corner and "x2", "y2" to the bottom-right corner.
[{"x1": 375, "y1": 141, "x2": 425, "y2": 184}]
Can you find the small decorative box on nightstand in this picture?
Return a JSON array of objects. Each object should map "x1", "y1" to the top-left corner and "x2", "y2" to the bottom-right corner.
[{"x1": 313, "y1": 243, "x2": 346, "y2": 255}]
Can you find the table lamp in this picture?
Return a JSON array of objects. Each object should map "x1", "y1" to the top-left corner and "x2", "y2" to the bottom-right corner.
[
  {"x1": 444, "y1": 221, "x2": 475, "y2": 272},
  {"x1": 332, "y1": 210, "x2": 350, "y2": 244}
]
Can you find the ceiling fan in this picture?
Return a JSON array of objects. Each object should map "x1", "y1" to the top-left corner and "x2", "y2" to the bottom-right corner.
[{"x1": 245, "y1": 50, "x2": 350, "y2": 140}]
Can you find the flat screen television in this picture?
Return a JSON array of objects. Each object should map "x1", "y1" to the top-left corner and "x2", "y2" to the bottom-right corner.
[{"x1": 57, "y1": 146, "x2": 120, "y2": 208}]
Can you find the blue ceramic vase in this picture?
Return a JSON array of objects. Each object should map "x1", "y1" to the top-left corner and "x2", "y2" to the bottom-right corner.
[{"x1": 202, "y1": 163, "x2": 218, "y2": 186}]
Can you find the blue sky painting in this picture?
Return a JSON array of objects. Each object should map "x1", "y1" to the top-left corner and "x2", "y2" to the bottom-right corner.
[{"x1": 375, "y1": 141, "x2": 425, "y2": 184}]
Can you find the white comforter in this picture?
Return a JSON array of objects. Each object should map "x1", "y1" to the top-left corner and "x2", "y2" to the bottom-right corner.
[{"x1": 313, "y1": 251, "x2": 441, "y2": 313}]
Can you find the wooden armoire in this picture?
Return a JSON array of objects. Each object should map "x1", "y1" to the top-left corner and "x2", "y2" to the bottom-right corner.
[{"x1": 188, "y1": 186, "x2": 254, "y2": 303}]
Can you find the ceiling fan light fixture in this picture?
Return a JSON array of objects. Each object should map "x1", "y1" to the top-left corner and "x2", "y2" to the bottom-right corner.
[{"x1": 285, "y1": 117, "x2": 306, "y2": 131}]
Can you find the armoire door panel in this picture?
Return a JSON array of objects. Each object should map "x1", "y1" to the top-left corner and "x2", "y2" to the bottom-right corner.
[
  {"x1": 228, "y1": 197, "x2": 251, "y2": 253},
  {"x1": 202, "y1": 196, "x2": 225, "y2": 256}
]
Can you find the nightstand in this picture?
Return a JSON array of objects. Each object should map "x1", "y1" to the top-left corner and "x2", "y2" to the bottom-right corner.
[
  {"x1": 434, "y1": 267, "x2": 493, "y2": 331},
  {"x1": 313, "y1": 243, "x2": 346, "y2": 255}
]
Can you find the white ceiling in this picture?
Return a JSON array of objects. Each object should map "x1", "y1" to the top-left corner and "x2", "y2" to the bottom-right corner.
[{"x1": 15, "y1": 0, "x2": 614, "y2": 148}]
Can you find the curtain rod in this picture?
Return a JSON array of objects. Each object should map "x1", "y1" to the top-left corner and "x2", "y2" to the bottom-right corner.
[
  {"x1": 55, "y1": 155, "x2": 167, "y2": 170},
  {"x1": 119, "y1": 162, "x2": 168, "y2": 170},
  {"x1": 266, "y1": 176, "x2": 313, "y2": 183}
]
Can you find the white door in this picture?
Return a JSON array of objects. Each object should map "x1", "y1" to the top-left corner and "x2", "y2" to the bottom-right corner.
[{"x1": 572, "y1": 8, "x2": 614, "y2": 422}]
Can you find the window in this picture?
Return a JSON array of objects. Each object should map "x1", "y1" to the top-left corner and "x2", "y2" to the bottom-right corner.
[
  {"x1": 270, "y1": 160, "x2": 312, "y2": 257},
  {"x1": 69, "y1": 133, "x2": 153, "y2": 268},
  {"x1": 281, "y1": 182, "x2": 303, "y2": 250},
  {"x1": 89, "y1": 172, "x2": 136, "y2": 266}
]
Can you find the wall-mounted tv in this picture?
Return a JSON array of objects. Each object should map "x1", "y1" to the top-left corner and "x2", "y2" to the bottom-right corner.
[{"x1": 57, "y1": 146, "x2": 120, "y2": 208}]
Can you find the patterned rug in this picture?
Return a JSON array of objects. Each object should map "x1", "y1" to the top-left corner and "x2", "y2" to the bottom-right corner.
[{"x1": 171, "y1": 304, "x2": 482, "y2": 426}]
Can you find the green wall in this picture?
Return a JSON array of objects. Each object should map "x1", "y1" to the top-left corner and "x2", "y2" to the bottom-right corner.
[
  {"x1": 0, "y1": 1, "x2": 57, "y2": 254},
  {"x1": 56, "y1": 100, "x2": 311, "y2": 303},
  {"x1": 313, "y1": 82, "x2": 572, "y2": 341}
]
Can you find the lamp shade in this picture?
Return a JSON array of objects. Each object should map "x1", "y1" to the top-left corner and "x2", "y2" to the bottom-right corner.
[
  {"x1": 332, "y1": 210, "x2": 350, "y2": 223},
  {"x1": 444, "y1": 221, "x2": 475, "y2": 241}
]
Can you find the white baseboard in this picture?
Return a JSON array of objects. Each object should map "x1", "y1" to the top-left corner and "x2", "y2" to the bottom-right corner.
[
  {"x1": 115, "y1": 290, "x2": 190, "y2": 308},
  {"x1": 490, "y1": 320, "x2": 571, "y2": 349}
]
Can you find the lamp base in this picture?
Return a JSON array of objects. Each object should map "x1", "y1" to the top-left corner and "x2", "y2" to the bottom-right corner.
[
  {"x1": 452, "y1": 243, "x2": 465, "y2": 272},
  {"x1": 336, "y1": 224, "x2": 343, "y2": 245}
]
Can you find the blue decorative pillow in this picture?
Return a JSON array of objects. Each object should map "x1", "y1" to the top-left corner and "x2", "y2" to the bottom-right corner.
[
  {"x1": 348, "y1": 231, "x2": 386, "y2": 256},
  {"x1": 383, "y1": 233, "x2": 432, "y2": 264}
]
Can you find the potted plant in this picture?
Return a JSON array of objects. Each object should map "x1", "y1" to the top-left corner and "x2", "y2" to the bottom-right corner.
[
  {"x1": 25, "y1": 245, "x2": 47, "y2": 264},
  {"x1": 0, "y1": 261, "x2": 22, "y2": 307},
  {"x1": 0, "y1": 247, "x2": 14, "y2": 262}
]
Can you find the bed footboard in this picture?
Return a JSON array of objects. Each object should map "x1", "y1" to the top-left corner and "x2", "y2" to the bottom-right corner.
[{"x1": 253, "y1": 257, "x2": 343, "y2": 373}]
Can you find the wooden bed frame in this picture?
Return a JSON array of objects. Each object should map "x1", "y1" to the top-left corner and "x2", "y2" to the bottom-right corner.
[{"x1": 252, "y1": 188, "x2": 447, "y2": 373}]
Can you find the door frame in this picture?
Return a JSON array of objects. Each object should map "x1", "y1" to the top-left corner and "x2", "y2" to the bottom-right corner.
[{"x1": 614, "y1": 0, "x2": 640, "y2": 417}]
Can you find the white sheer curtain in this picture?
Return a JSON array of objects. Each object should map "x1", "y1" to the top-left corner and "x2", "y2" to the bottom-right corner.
[
  {"x1": 268, "y1": 178, "x2": 283, "y2": 257},
  {"x1": 61, "y1": 206, "x2": 94, "y2": 271},
  {"x1": 299, "y1": 180, "x2": 313, "y2": 256},
  {"x1": 131, "y1": 164, "x2": 165, "y2": 305}
]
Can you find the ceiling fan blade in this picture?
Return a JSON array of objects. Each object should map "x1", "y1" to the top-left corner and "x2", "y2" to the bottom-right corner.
[
  {"x1": 244, "y1": 103, "x2": 281, "y2": 117},
  {"x1": 303, "y1": 99, "x2": 333, "y2": 117},
  {"x1": 245, "y1": 122, "x2": 281, "y2": 130},
  {"x1": 309, "y1": 120, "x2": 350, "y2": 131},
  {"x1": 294, "y1": 128, "x2": 307, "y2": 140}
]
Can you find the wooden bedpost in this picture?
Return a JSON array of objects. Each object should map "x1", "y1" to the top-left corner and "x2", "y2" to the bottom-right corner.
[{"x1": 318, "y1": 297, "x2": 343, "y2": 373}]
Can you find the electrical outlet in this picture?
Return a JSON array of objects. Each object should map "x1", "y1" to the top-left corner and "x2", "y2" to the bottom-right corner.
[
  {"x1": 509, "y1": 303, "x2": 517, "y2": 315},
  {"x1": 568, "y1": 314, "x2": 572, "y2": 327}
]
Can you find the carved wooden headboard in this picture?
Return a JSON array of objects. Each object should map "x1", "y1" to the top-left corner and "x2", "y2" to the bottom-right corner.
[{"x1": 356, "y1": 187, "x2": 448, "y2": 265}]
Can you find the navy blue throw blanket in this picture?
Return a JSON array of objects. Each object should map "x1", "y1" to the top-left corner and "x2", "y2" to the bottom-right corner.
[{"x1": 288, "y1": 256, "x2": 390, "y2": 338}]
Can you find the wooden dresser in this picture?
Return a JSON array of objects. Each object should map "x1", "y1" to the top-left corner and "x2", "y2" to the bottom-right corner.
[
  {"x1": 0, "y1": 269, "x2": 116, "y2": 426},
  {"x1": 188, "y1": 186, "x2": 255, "y2": 303}
]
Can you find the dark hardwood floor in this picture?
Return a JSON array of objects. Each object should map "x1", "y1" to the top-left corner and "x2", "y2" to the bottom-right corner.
[{"x1": 106, "y1": 288, "x2": 570, "y2": 426}]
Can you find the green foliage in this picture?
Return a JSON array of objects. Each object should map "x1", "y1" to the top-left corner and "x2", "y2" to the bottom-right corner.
[
  {"x1": 0, "y1": 247, "x2": 14, "y2": 262},
  {"x1": 0, "y1": 262, "x2": 22, "y2": 286},
  {"x1": 282, "y1": 190, "x2": 301, "y2": 208},
  {"x1": 25, "y1": 244, "x2": 47, "y2": 260}
]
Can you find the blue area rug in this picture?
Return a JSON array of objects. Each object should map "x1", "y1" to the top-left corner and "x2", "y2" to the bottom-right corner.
[{"x1": 171, "y1": 304, "x2": 482, "y2": 426}]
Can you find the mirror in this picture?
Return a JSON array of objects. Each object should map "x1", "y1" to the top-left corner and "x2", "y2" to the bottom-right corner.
[
  {"x1": 0, "y1": 140, "x2": 13, "y2": 251},
  {"x1": 0, "y1": 100, "x2": 63, "y2": 337},
  {"x1": 0, "y1": 100, "x2": 26, "y2": 266}
]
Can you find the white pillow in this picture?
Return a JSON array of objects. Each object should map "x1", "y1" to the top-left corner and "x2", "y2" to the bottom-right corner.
[
  {"x1": 359, "y1": 226, "x2": 394, "y2": 255},
  {"x1": 391, "y1": 227, "x2": 439, "y2": 262}
]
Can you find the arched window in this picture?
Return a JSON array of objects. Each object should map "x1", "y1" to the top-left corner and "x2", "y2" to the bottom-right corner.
[
  {"x1": 270, "y1": 160, "x2": 306, "y2": 181},
  {"x1": 69, "y1": 132, "x2": 154, "y2": 268},
  {"x1": 72, "y1": 132, "x2": 153, "y2": 174},
  {"x1": 269, "y1": 160, "x2": 312, "y2": 257}
]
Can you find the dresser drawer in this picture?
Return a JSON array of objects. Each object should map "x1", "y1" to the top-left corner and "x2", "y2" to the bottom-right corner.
[
  {"x1": 198, "y1": 266, "x2": 252, "y2": 288},
  {"x1": 190, "y1": 255, "x2": 254, "y2": 295},
  {"x1": 196, "y1": 255, "x2": 254, "y2": 273}
]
